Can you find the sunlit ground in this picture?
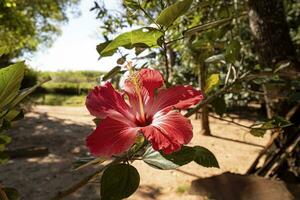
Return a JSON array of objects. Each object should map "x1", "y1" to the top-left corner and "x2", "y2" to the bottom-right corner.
[{"x1": 0, "y1": 105, "x2": 270, "y2": 200}]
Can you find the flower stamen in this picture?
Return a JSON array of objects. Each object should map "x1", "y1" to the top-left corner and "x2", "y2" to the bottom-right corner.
[{"x1": 127, "y1": 62, "x2": 146, "y2": 122}]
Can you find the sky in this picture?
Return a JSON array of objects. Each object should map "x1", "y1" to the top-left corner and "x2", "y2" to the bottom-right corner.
[{"x1": 26, "y1": 0, "x2": 122, "y2": 72}]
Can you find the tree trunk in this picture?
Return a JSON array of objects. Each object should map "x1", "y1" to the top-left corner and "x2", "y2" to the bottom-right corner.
[
  {"x1": 248, "y1": 0, "x2": 298, "y2": 69},
  {"x1": 199, "y1": 63, "x2": 211, "y2": 136},
  {"x1": 167, "y1": 45, "x2": 176, "y2": 82},
  {"x1": 247, "y1": 0, "x2": 300, "y2": 182}
]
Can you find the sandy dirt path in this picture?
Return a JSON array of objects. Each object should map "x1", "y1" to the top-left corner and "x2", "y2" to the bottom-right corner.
[{"x1": 0, "y1": 106, "x2": 269, "y2": 200}]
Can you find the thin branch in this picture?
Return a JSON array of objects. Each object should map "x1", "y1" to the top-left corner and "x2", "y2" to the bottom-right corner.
[
  {"x1": 162, "y1": 42, "x2": 170, "y2": 86},
  {"x1": 246, "y1": 129, "x2": 281, "y2": 174},
  {"x1": 225, "y1": 64, "x2": 232, "y2": 85},
  {"x1": 262, "y1": 84, "x2": 273, "y2": 119},
  {"x1": 184, "y1": 71, "x2": 250, "y2": 118},
  {"x1": 267, "y1": 133, "x2": 300, "y2": 177},
  {"x1": 0, "y1": 109, "x2": 10, "y2": 119},
  {"x1": 245, "y1": 71, "x2": 300, "y2": 80},
  {"x1": 51, "y1": 158, "x2": 121, "y2": 200},
  {"x1": 207, "y1": 114, "x2": 251, "y2": 129},
  {"x1": 0, "y1": 186, "x2": 8, "y2": 200},
  {"x1": 137, "y1": 0, "x2": 160, "y2": 27},
  {"x1": 51, "y1": 141, "x2": 148, "y2": 200},
  {"x1": 165, "y1": 36, "x2": 185, "y2": 44},
  {"x1": 185, "y1": 85, "x2": 231, "y2": 117},
  {"x1": 51, "y1": 170, "x2": 100, "y2": 200},
  {"x1": 285, "y1": 104, "x2": 300, "y2": 120},
  {"x1": 231, "y1": 64, "x2": 237, "y2": 80}
]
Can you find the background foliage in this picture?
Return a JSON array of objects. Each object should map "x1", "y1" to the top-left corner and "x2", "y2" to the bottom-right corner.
[{"x1": 0, "y1": 0, "x2": 80, "y2": 67}]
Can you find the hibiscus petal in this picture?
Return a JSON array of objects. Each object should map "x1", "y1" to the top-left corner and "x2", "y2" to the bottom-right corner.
[
  {"x1": 86, "y1": 82, "x2": 133, "y2": 121},
  {"x1": 142, "y1": 110, "x2": 193, "y2": 154},
  {"x1": 149, "y1": 85, "x2": 203, "y2": 114},
  {"x1": 86, "y1": 117, "x2": 138, "y2": 157},
  {"x1": 139, "y1": 68, "x2": 164, "y2": 97}
]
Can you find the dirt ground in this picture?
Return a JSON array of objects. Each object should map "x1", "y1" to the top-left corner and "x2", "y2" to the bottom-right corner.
[{"x1": 0, "y1": 106, "x2": 270, "y2": 200}]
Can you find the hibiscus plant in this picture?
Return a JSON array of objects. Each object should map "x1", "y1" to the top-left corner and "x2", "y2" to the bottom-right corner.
[
  {"x1": 54, "y1": 1, "x2": 291, "y2": 199},
  {"x1": 59, "y1": 0, "x2": 249, "y2": 199},
  {"x1": 63, "y1": 0, "x2": 226, "y2": 199},
  {"x1": 74, "y1": 64, "x2": 219, "y2": 200}
]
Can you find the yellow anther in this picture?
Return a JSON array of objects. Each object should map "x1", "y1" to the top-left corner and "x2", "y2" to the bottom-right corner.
[{"x1": 126, "y1": 62, "x2": 145, "y2": 121}]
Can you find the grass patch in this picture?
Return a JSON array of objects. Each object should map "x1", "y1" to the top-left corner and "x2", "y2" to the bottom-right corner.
[
  {"x1": 176, "y1": 184, "x2": 190, "y2": 194},
  {"x1": 40, "y1": 82, "x2": 94, "y2": 95},
  {"x1": 32, "y1": 94, "x2": 86, "y2": 106}
]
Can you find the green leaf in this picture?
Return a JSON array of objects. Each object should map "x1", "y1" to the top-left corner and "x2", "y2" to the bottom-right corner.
[
  {"x1": 163, "y1": 146, "x2": 196, "y2": 165},
  {"x1": 250, "y1": 121, "x2": 274, "y2": 137},
  {"x1": 102, "y1": 66, "x2": 121, "y2": 81},
  {"x1": 143, "y1": 146, "x2": 195, "y2": 170},
  {"x1": 250, "y1": 128, "x2": 266, "y2": 137},
  {"x1": 2, "y1": 187, "x2": 20, "y2": 200},
  {"x1": 250, "y1": 116, "x2": 292, "y2": 137},
  {"x1": 4, "y1": 109, "x2": 24, "y2": 122},
  {"x1": 205, "y1": 54, "x2": 225, "y2": 63},
  {"x1": 204, "y1": 74, "x2": 220, "y2": 93},
  {"x1": 0, "y1": 132, "x2": 11, "y2": 152},
  {"x1": 211, "y1": 97, "x2": 226, "y2": 117},
  {"x1": 136, "y1": 52, "x2": 157, "y2": 60},
  {"x1": 96, "y1": 41, "x2": 113, "y2": 57},
  {"x1": 0, "y1": 62, "x2": 25, "y2": 110},
  {"x1": 135, "y1": 47, "x2": 146, "y2": 55},
  {"x1": 8, "y1": 78, "x2": 50, "y2": 109},
  {"x1": 193, "y1": 146, "x2": 219, "y2": 168},
  {"x1": 101, "y1": 164, "x2": 140, "y2": 200},
  {"x1": 183, "y1": 18, "x2": 232, "y2": 37},
  {"x1": 3, "y1": 109, "x2": 21, "y2": 121},
  {"x1": 124, "y1": 0, "x2": 140, "y2": 10},
  {"x1": 225, "y1": 40, "x2": 241, "y2": 63},
  {"x1": 272, "y1": 116, "x2": 293, "y2": 128},
  {"x1": 0, "y1": 119, "x2": 11, "y2": 130},
  {"x1": 156, "y1": 0, "x2": 193, "y2": 27},
  {"x1": 0, "y1": 152, "x2": 9, "y2": 164},
  {"x1": 0, "y1": 46, "x2": 11, "y2": 57},
  {"x1": 97, "y1": 27, "x2": 164, "y2": 57},
  {"x1": 117, "y1": 57, "x2": 126, "y2": 65},
  {"x1": 0, "y1": 134, "x2": 11, "y2": 145},
  {"x1": 143, "y1": 147, "x2": 179, "y2": 169}
]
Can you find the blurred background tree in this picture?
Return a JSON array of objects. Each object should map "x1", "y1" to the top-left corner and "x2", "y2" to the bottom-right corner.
[{"x1": 0, "y1": 0, "x2": 80, "y2": 67}]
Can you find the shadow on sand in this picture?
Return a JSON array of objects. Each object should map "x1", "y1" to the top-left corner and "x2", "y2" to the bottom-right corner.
[{"x1": 0, "y1": 112, "x2": 102, "y2": 200}]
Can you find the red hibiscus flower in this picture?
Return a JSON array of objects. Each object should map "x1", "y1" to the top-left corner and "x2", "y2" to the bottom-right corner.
[{"x1": 86, "y1": 68, "x2": 204, "y2": 157}]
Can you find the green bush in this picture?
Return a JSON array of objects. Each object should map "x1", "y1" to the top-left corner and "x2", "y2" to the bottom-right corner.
[
  {"x1": 22, "y1": 70, "x2": 105, "y2": 95},
  {"x1": 41, "y1": 82, "x2": 95, "y2": 95},
  {"x1": 40, "y1": 70, "x2": 104, "y2": 83},
  {"x1": 22, "y1": 70, "x2": 105, "y2": 105},
  {"x1": 21, "y1": 67, "x2": 39, "y2": 89},
  {"x1": 32, "y1": 94, "x2": 86, "y2": 106}
]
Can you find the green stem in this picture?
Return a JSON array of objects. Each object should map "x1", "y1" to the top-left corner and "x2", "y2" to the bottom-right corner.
[
  {"x1": 51, "y1": 141, "x2": 147, "y2": 200},
  {"x1": 137, "y1": 0, "x2": 160, "y2": 28},
  {"x1": 50, "y1": 158, "x2": 122, "y2": 200}
]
